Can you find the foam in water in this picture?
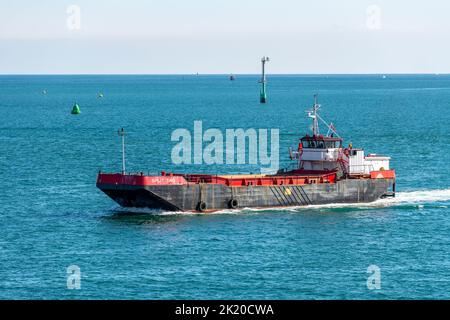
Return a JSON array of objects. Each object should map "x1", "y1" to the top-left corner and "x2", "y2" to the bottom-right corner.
[
  {"x1": 386, "y1": 188, "x2": 450, "y2": 203},
  {"x1": 292, "y1": 188, "x2": 450, "y2": 210},
  {"x1": 111, "y1": 189, "x2": 450, "y2": 216}
]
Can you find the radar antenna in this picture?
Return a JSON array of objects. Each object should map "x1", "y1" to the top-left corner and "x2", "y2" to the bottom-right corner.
[{"x1": 307, "y1": 94, "x2": 340, "y2": 138}]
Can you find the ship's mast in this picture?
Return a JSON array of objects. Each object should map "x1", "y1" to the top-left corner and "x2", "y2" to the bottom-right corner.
[
  {"x1": 310, "y1": 94, "x2": 320, "y2": 136},
  {"x1": 118, "y1": 128, "x2": 126, "y2": 174},
  {"x1": 306, "y1": 94, "x2": 341, "y2": 138}
]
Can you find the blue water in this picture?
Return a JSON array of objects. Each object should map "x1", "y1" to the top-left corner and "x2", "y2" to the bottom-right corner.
[{"x1": 1, "y1": 74, "x2": 450, "y2": 299}]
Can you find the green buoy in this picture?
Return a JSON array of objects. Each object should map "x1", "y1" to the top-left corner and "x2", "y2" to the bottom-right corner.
[
  {"x1": 71, "y1": 103, "x2": 81, "y2": 115},
  {"x1": 260, "y1": 83, "x2": 267, "y2": 103}
]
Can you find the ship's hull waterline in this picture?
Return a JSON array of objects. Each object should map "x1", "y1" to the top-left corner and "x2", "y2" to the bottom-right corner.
[{"x1": 97, "y1": 178, "x2": 395, "y2": 212}]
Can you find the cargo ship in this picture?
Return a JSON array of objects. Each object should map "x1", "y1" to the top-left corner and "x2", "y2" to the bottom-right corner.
[{"x1": 97, "y1": 95, "x2": 396, "y2": 212}]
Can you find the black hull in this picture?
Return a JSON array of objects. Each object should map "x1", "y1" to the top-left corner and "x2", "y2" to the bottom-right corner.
[{"x1": 97, "y1": 178, "x2": 395, "y2": 212}]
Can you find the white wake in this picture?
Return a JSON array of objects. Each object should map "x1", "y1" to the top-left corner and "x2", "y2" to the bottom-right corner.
[
  {"x1": 111, "y1": 188, "x2": 450, "y2": 215},
  {"x1": 384, "y1": 188, "x2": 450, "y2": 204}
]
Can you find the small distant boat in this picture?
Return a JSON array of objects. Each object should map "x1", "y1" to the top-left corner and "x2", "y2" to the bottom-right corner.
[
  {"x1": 71, "y1": 103, "x2": 81, "y2": 115},
  {"x1": 230, "y1": 74, "x2": 236, "y2": 81},
  {"x1": 97, "y1": 92, "x2": 104, "y2": 98},
  {"x1": 42, "y1": 89, "x2": 47, "y2": 95}
]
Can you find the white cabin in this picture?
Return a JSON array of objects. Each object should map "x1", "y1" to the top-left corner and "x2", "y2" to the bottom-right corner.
[
  {"x1": 292, "y1": 95, "x2": 391, "y2": 177},
  {"x1": 363, "y1": 154, "x2": 390, "y2": 174},
  {"x1": 297, "y1": 137, "x2": 390, "y2": 176},
  {"x1": 298, "y1": 136, "x2": 342, "y2": 172}
]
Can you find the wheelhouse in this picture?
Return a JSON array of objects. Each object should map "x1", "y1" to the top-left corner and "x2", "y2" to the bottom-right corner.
[{"x1": 300, "y1": 135, "x2": 343, "y2": 149}]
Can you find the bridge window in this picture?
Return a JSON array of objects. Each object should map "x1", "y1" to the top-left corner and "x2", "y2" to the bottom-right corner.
[
  {"x1": 302, "y1": 139, "x2": 342, "y2": 149},
  {"x1": 325, "y1": 141, "x2": 341, "y2": 148}
]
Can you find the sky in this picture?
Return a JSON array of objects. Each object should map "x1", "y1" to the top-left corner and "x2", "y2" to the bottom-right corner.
[{"x1": 1, "y1": 0, "x2": 450, "y2": 74}]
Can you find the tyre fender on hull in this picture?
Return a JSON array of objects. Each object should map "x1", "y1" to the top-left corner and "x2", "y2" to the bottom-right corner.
[
  {"x1": 228, "y1": 198, "x2": 238, "y2": 209},
  {"x1": 197, "y1": 201, "x2": 207, "y2": 212}
]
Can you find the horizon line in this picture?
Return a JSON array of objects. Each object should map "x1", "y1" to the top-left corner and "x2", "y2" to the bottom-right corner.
[{"x1": 0, "y1": 73, "x2": 449, "y2": 76}]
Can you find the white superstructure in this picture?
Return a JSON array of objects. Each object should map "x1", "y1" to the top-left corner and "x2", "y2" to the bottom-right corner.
[{"x1": 290, "y1": 96, "x2": 391, "y2": 177}]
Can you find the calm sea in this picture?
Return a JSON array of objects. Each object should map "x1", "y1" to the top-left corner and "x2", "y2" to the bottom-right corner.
[{"x1": 0, "y1": 74, "x2": 449, "y2": 299}]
